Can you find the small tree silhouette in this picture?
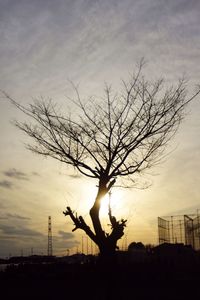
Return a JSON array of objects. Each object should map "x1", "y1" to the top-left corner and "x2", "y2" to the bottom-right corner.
[{"x1": 3, "y1": 61, "x2": 200, "y2": 259}]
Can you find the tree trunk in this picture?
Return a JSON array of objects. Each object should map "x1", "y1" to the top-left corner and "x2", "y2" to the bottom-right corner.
[
  {"x1": 98, "y1": 244, "x2": 117, "y2": 266},
  {"x1": 63, "y1": 175, "x2": 125, "y2": 262},
  {"x1": 89, "y1": 182, "x2": 107, "y2": 245},
  {"x1": 89, "y1": 176, "x2": 122, "y2": 264}
]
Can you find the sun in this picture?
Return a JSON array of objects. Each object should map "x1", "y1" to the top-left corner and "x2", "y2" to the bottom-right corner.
[
  {"x1": 100, "y1": 189, "x2": 123, "y2": 218},
  {"x1": 86, "y1": 185, "x2": 124, "y2": 221}
]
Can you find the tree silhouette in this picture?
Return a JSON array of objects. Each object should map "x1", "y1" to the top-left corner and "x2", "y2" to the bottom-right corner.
[{"x1": 3, "y1": 62, "x2": 200, "y2": 259}]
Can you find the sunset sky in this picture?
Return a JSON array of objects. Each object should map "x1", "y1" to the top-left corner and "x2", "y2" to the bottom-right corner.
[{"x1": 0, "y1": 0, "x2": 200, "y2": 258}]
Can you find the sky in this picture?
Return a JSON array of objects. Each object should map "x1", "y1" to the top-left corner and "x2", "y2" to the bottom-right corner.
[{"x1": 0, "y1": 0, "x2": 200, "y2": 258}]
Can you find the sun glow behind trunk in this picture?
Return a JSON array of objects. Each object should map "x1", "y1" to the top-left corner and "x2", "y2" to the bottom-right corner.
[{"x1": 100, "y1": 189, "x2": 123, "y2": 218}]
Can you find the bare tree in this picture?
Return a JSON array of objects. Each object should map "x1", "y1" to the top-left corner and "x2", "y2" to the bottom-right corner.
[{"x1": 3, "y1": 62, "x2": 200, "y2": 259}]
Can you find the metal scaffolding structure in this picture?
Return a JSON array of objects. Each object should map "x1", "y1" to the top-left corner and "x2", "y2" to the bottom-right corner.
[
  {"x1": 158, "y1": 212, "x2": 200, "y2": 250},
  {"x1": 47, "y1": 216, "x2": 53, "y2": 256}
]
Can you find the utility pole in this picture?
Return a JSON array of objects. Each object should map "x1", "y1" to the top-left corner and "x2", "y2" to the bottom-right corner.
[
  {"x1": 125, "y1": 235, "x2": 128, "y2": 251},
  {"x1": 90, "y1": 240, "x2": 93, "y2": 255},
  {"x1": 171, "y1": 216, "x2": 174, "y2": 243},
  {"x1": 86, "y1": 236, "x2": 88, "y2": 255},
  {"x1": 82, "y1": 236, "x2": 84, "y2": 254},
  {"x1": 47, "y1": 216, "x2": 53, "y2": 256}
]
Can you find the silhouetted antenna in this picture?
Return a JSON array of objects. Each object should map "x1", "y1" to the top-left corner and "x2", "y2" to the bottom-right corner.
[
  {"x1": 86, "y1": 236, "x2": 88, "y2": 255},
  {"x1": 90, "y1": 240, "x2": 93, "y2": 255},
  {"x1": 171, "y1": 216, "x2": 174, "y2": 243},
  {"x1": 125, "y1": 235, "x2": 128, "y2": 250},
  {"x1": 82, "y1": 236, "x2": 84, "y2": 254},
  {"x1": 47, "y1": 216, "x2": 53, "y2": 256}
]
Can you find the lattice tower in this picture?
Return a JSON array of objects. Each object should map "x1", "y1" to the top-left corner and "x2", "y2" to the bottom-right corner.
[{"x1": 47, "y1": 216, "x2": 53, "y2": 256}]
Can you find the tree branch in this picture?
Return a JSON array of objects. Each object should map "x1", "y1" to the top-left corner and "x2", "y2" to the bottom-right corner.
[{"x1": 63, "y1": 206, "x2": 97, "y2": 243}]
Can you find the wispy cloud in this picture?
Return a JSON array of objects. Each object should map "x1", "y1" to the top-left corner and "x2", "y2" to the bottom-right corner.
[
  {"x1": 68, "y1": 174, "x2": 82, "y2": 179},
  {"x1": 166, "y1": 204, "x2": 200, "y2": 217},
  {"x1": 3, "y1": 168, "x2": 29, "y2": 181},
  {"x1": 1, "y1": 0, "x2": 199, "y2": 98},
  {"x1": 54, "y1": 230, "x2": 79, "y2": 250},
  {"x1": 58, "y1": 230, "x2": 74, "y2": 240},
  {"x1": 0, "y1": 223, "x2": 44, "y2": 237},
  {"x1": 0, "y1": 202, "x2": 5, "y2": 209},
  {"x1": 4, "y1": 213, "x2": 30, "y2": 220},
  {"x1": 0, "y1": 180, "x2": 13, "y2": 189},
  {"x1": 31, "y1": 171, "x2": 40, "y2": 176}
]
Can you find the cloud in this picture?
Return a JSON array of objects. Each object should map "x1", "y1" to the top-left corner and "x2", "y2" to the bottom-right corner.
[
  {"x1": 68, "y1": 174, "x2": 82, "y2": 179},
  {"x1": 0, "y1": 202, "x2": 5, "y2": 209},
  {"x1": 58, "y1": 230, "x2": 74, "y2": 240},
  {"x1": 0, "y1": 180, "x2": 13, "y2": 189},
  {"x1": 32, "y1": 171, "x2": 40, "y2": 176},
  {"x1": 0, "y1": 238, "x2": 19, "y2": 257},
  {"x1": 5, "y1": 213, "x2": 31, "y2": 220},
  {"x1": 56, "y1": 239, "x2": 80, "y2": 250},
  {"x1": 0, "y1": 224, "x2": 44, "y2": 237},
  {"x1": 2, "y1": 169, "x2": 40, "y2": 184},
  {"x1": 0, "y1": 234, "x2": 46, "y2": 258},
  {"x1": 0, "y1": 0, "x2": 199, "y2": 99},
  {"x1": 166, "y1": 204, "x2": 200, "y2": 217},
  {"x1": 172, "y1": 0, "x2": 200, "y2": 14},
  {"x1": 52, "y1": 230, "x2": 79, "y2": 251},
  {"x1": 3, "y1": 168, "x2": 29, "y2": 180}
]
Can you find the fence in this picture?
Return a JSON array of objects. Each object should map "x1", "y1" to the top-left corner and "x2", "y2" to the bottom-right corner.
[{"x1": 158, "y1": 213, "x2": 200, "y2": 250}]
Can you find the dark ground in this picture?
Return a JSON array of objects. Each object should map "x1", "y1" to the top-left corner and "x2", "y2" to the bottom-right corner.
[{"x1": 0, "y1": 259, "x2": 200, "y2": 300}]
